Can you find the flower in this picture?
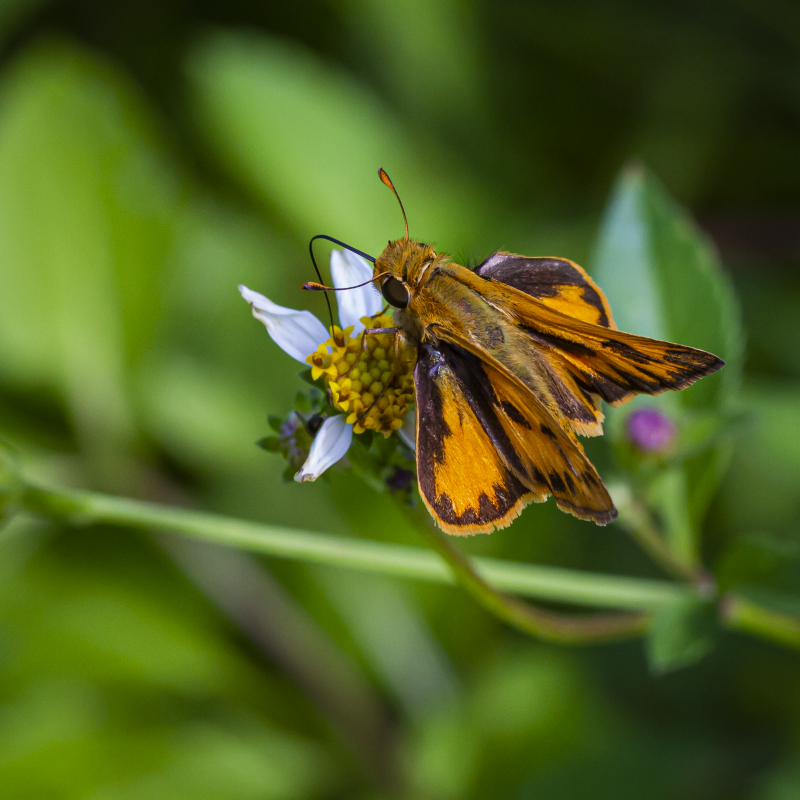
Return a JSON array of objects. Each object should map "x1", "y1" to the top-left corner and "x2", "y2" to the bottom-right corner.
[
  {"x1": 294, "y1": 413, "x2": 353, "y2": 482},
  {"x1": 241, "y1": 249, "x2": 415, "y2": 481},
  {"x1": 627, "y1": 407, "x2": 677, "y2": 452}
]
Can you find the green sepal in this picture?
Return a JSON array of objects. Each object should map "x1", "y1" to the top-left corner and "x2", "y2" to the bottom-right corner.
[
  {"x1": 267, "y1": 415, "x2": 283, "y2": 433},
  {"x1": 281, "y1": 464, "x2": 296, "y2": 483},
  {"x1": 297, "y1": 368, "x2": 318, "y2": 387},
  {"x1": 256, "y1": 436, "x2": 281, "y2": 452},
  {"x1": 294, "y1": 392, "x2": 311, "y2": 413}
]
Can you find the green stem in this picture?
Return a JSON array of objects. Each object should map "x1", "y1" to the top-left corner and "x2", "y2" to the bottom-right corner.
[
  {"x1": 417, "y1": 517, "x2": 650, "y2": 644},
  {"x1": 19, "y1": 482, "x2": 690, "y2": 614},
  {"x1": 612, "y1": 485, "x2": 703, "y2": 583},
  {"x1": 13, "y1": 479, "x2": 800, "y2": 652},
  {"x1": 721, "y1": 595, "x2": 800, "y2": 651}
]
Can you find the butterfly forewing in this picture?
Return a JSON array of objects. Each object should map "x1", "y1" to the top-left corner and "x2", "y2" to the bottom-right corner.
[
  {"x1": 475, "y1": 253, "x2": 616, "y2": 330},
  {"x1": 502, "y1": 293, "x2": 725, "y2": 406}
]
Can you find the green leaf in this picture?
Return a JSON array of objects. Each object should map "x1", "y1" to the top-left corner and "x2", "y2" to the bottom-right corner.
[
  {"x1": 716, "y1": 534, "x2": 800, "y2": 616},
  {"x1": 646, "y1": 597, "x2": 718, "y2": 674},
  {"x1": 267, "y1": 415, "x2": 284, "y2": 433},
  {"x1": 591, "y1": 163, "x2": 743, "y2": 410},
  {"x1": 0, "y1": 41, "x2": 182, "y2": 475},
  {"x1": 256, "y1": 436, "x2": 281, "y2": 452},
  {"x1": 590, "y1": 164, "x2": 744, "y2": 536},
  {"x1": 186, "y1": 31, "x2": 487, "y2": 259}
]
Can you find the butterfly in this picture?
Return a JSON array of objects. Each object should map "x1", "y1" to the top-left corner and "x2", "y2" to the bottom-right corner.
[{"x1": 307, "y1": 169, "x2": 724, "y2": 535}]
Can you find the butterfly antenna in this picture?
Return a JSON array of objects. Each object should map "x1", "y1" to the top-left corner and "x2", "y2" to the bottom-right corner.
[
  {"x1": 378, "y1": 167, "x2": 409, "y2": 240},
  {"x1": 308, "y1": 234, "x2": 377, "y2": 333},
  {"x1": 303, "y1": 273, "x2": 388, "y2": 292}
]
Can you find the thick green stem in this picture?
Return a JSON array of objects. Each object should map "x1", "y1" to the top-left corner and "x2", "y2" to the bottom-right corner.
[
  {"x1": 611, "y1": 484, "x2": 704, "y2": 584},
  {"x1": 15, "y1": 480, "x2": 800, "y2": 652},
  {"x1": 418, "y1": 518, "x2": 649, "y2": 644},
  {"x1": 19, "y1": 483, "x2": 690, "y2": 614},
  {"x1": 721, "y1": 595, "x2": 800, "y2": 651}
]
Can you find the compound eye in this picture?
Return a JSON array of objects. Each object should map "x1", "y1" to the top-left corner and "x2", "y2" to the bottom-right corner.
[{"x1": 381, "y1": 276, "x2": 409, "y2": 309}]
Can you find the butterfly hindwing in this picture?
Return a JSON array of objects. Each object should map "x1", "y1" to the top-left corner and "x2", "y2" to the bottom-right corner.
[
  {"x1": 414, "y1": 342, "x2": 538, "y2": 535},
  {"x1": 414, "y1": 340, "x2": 617, "y2": 533}
]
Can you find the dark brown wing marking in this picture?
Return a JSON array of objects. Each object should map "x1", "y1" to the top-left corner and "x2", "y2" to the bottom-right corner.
[{"x1": 475, "y1": 252, "x2": 616, "y2": 329}]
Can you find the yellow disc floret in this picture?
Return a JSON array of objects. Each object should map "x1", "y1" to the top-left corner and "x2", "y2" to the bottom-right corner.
[{"x1": 307, "y1": 314, "x2": 415, "y2": 436}]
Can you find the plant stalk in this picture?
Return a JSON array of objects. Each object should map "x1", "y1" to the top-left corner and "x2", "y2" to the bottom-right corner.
[
  {"x1": 721, "y1": 595, "x2": 800, "y2": 651},
  {"x1": 20, "y1": 482, "x2": 689, "y2": 614},
  {"x1": 402, "y1": 504, "x2": 649, "y2": 644}
]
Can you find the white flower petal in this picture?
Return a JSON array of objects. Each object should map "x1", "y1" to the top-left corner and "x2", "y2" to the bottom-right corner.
[
  {"x1": 239, "y1": 285, "x2": 328, "y2": 364},
  {"x1": 295, "y1": 415, "x2": 353, "y2": 482},
  {"x1": 330, "y1": 250, "x2": 383, "y2": 333}
]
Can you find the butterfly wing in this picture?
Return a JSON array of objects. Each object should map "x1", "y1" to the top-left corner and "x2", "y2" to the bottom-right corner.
[
  {"x1": 475, "y1": 252, "x2": 617, "y2": 329},
  {"x1": 414, "y1": 339, "x2": 616, "y2": 534},
  {"x1": 461, "y1": 257, "x2": 723, "y2": 407},
  {"x1": 502, "y1": 293, "x2": 724, "y2": 406}
]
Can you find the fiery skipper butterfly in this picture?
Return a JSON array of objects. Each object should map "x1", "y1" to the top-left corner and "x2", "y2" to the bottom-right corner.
[{"x1": 306, "y1": 169, "x2": 724, "y2": 535}]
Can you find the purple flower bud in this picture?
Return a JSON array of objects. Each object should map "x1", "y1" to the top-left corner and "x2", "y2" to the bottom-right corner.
[
  {"x1": 386, "y1": 466, "x2": 413, "y2": 494},
  {"x1": 627, "y1": 408, "x2": 677, "y2": 452}
]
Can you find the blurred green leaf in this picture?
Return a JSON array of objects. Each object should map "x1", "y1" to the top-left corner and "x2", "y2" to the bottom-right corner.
[
  {"x1": 186, "y1": 30, "x2": 488, "y2": 260},
  {"x1": 591, "y1": 164, "x2": 669, "y2": 344},
  {"x1": 646, "y1": 468, "x2": 695, "y2": 565},
  {"x1": 592, "y1": 164, "x2": 744, "y2": 536},
  {"x1": 646, "y1": 597, "x2": 717, "y2": 673},
  {"x1": 718, "y1": 380, "x2": 800, "y2": 535},
  {"x1": 0, "y1": 440, "x2": 21, "y2": 525},
  {"x1": 340, "y1": 0, "x2": 483, "y2": 125},
  {"x1": 591, "y1": 163, "x2": 743, "y2": 409},
  {"x1": 0, "y1": 40, "x2": 183, "y2": 479},
  {"x1": 716, "y1": 534, "x2": 800, "y2": 617},
  {"x1": 0, "y1": 0, "x2": 46, "y2": 45}
]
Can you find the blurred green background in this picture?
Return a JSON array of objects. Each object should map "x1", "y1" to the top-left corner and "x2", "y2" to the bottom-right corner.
[{"x1": 0, "y1": 1, "x2": 799, "y2": 798}]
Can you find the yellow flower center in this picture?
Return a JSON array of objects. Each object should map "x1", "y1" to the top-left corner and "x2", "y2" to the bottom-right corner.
[{"x1": 306, "y1": 314, "x2": 416, "y2": 436}]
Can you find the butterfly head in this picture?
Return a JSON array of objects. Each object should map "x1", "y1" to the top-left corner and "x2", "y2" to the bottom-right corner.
[
  {"x1": 373, "y1": 168, "x2": 440, "y2": 310},
  {"x1": 373, "y1": 238, "x2": 438, "y2": 310}
]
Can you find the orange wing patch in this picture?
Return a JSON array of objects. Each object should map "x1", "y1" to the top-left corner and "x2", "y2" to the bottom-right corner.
[
  {"x1": 414, "y1": 343, "x2": 540, "y2": 535},
  {"x1": 414, "y1": 340, "x2": 616, "y2": 533}
]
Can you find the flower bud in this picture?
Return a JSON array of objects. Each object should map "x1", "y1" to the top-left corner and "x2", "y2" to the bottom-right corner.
[{"x1": 627, "y1": 408, "x2": 677, "y2": 453}]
